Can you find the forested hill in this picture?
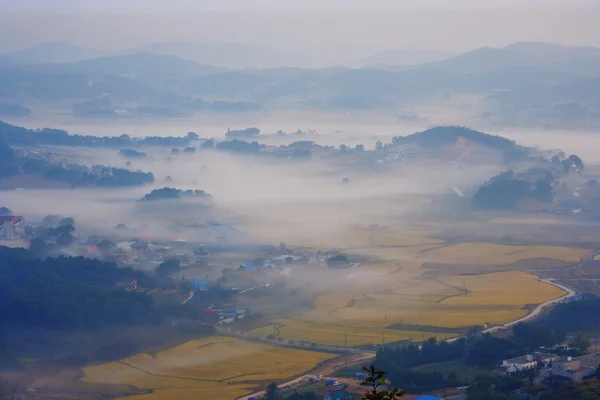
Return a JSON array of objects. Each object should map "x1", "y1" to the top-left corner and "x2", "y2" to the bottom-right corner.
[
  {"x1": 0, "y1": 120, "x2": 192, "y2": 148},
  {"x1": 0, "y1": 246, "x2": 164, "y2": 329},
  {"x1": 393, "y1": 126, "x2": 527, "y2": 153}
]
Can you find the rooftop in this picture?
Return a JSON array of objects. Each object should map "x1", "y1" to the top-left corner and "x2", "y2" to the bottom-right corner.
[{"x1": 503, "y1": 355, "x2": 534, "y2": 364}]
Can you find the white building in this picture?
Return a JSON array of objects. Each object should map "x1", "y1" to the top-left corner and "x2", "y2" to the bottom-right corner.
[
  {"x1": 502, "y1": 354, "x2": 537, "y2": 373},
  {"x1": 0, "y1": 216, "x2": 25, "y2": 240}
]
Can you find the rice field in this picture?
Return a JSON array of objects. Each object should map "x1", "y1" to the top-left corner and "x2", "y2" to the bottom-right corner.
[
  {"x1": 251, "y1": 269, "x2": 566, "y2": 345},
  {"x1": 246, "y1": 219, "x2": 581, "y2": 347},
  {"x1": 82, "y1": 337, "x2": 337, "y2": 400},
  {"x1": 422, "y1": 243, "x2": 588, "y2": 264},
  {"x1": 250, "y1": 319, "x2": 445, "y2": 347}
]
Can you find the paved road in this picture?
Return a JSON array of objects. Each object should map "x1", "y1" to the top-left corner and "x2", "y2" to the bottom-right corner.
[
  {"x1": 236, "y1": 352, "x2": 374, "y2": 400},
  {"x1": 480, "y1": 278, "x2": 574, "y2": 335},
  {"x1": 440, "y1": 277, "x2": 574, "y2": 344},
  {"x1": 182, "y1": 291, "x2": 194, "y2": 304}
]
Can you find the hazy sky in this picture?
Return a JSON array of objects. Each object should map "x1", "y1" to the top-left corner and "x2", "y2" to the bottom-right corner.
[{"x1": 1, "y1": 0, "x2": 599, "y2": 59}]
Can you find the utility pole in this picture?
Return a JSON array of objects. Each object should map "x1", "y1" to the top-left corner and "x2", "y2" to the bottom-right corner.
[
  {"x1": 382, "y1": 330, "x2": 385, "y2": 346},
  {"x1": 344, "y1": 333, "x2": 348, "y2": 369}
]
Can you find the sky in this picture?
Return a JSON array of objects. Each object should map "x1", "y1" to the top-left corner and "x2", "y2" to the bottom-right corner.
[{"x1": 0, "y1": 0, "x2": 599, "y2": 61}]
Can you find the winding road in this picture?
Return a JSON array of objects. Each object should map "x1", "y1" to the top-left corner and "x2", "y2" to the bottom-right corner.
[
  {"x1": 230, "y1": 259, "x2": 587, "y2": 398},
  {"x1": 478, "y1": 278, "x2": 575, "y2": 335}
]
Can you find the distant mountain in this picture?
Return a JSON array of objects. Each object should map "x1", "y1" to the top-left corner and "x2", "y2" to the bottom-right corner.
[
  {"x1": 0, "y1": 42, "x2": 106, "y2": 64},
  {"x1": 426, "y1": 42, "x2": 600, "y2": 76},
  {"x1": 33, "y1": 53, "x2": 223, "y2": 80},
  {"x1": 354, "y1": 49, "x2": 456, "y2": 67},
  {"x1": 129, "y1": 42, "x2": 289, "y2": 69},
  {"x1": 504, "y1": 42, "x2": 600, "y2": 63}
]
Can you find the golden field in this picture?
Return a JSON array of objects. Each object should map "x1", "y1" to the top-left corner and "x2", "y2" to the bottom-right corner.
[
  {"x1": 82, "y1": 337, "x2": 337, "y2": 400},
  {"x1": 246, "y1": 220, "x2": 580, "y2": 346},
  {"x1": 422, "y1": 243, "x2": 588, "y2": 264},
  {"x1": 250, "y1": 267, "x2": 565, "y2": 346},
  {"x1": 251, "y1": 319, "x2": 446, "y2": 347}
]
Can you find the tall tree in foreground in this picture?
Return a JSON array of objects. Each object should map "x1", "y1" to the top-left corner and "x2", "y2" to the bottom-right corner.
[
  {"x1": 265, "y1": 382, "x2": 281, "y2": 400},
  {"x1": 360, "y1": 365, "x2": 405, "y2": 400}
]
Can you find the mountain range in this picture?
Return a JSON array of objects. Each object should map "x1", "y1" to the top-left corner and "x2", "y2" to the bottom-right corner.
[{"x1": 0, "y1": 41, "x2": 598, "y2": 128}]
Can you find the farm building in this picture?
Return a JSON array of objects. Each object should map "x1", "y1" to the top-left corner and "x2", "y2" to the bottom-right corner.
[{"x1": 189, "y1": 280, "x2": 208, "y2": 290}]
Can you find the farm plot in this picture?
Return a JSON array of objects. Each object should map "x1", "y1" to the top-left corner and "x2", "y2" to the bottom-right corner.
[
  {"x1": 251, "y1": 269, "x2": 566, "y2": 345},
  {"x1": 421, "y1": 243, "x2": 588, "y2": 265},
  {"x1": 251, "y1": 319, "x2": 444, "y2": 347},
  {"x1": 82, "y1": 336, "x2": 336, "y2": 400}
]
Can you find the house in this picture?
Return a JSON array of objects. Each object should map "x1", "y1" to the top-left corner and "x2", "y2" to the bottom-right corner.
[
  {"x1": 0, "y1": 216, "x2": 24, "y2": 240},
  {"x1": 241, "y1": 263, "x2": 257, "y2": 272},
  {"x1": 415, "y1": 396, "x2": 442, "y2": 400},
  {"x1": 324, "y1": 390, "x2": 356, "y2": 400},
  {"x1": 552, "y1": 354, "x2": 599, "y2": 382},
  {"x1": 533, "y1": 352, "x2": 560, "y2": 366},
  {"x1": 502, "y1": 355, "x2": 537, "y2": 373}
]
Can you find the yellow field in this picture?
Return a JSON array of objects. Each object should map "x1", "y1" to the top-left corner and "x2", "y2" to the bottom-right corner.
[
  {"x1": 243, "y1": 217, "x2": 582, "y2": 347},
  {"x1": 251, "y1": 319, "x2": 446, "y2": 347},
  {"x1": 82, "y1": 337, "x2": 337, "y2": 400},
  {"x1": 439, "y1": 271, "x2": 565, "y2": 307},
  {"x1": 422, "y1": 243, "x2": 588, "y2": 264},
  {"x1": 251, "y1": 269, "x2": 566, "y2": 345}
]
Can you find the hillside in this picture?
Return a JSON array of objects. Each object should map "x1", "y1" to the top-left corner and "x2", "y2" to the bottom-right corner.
[{"x1": 392, "y1": 126, "x2": 525, "y2": 154}]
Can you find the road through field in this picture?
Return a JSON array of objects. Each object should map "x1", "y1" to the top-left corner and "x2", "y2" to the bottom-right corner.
[
  {"x1": 236, "y1": 351, "x2": 375, "y2": 400},
  {"x1": 481, "y1": 278, "x2": 574, "y2": 334}
]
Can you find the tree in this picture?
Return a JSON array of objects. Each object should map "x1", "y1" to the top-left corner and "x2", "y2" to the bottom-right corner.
[
  {"x1": 0, "y1": 207, "x2": 12, "y2": 216},
  {"x1": 287, "y1": 390, "x2": 318, "y2": 400},
  {"x1": 376, "y1": 141, "x2": 383, "y2": 151},
  {"x1": 570, "y1": 335, "x2": 591, "y2": 353},
  {"x1": 201, "y1": 139, "x2": 215, "y2": 149},
  {"x1": 59, "y1": 217, "x2": 75, "y2": 226},
  {"x1": 29, "y1": 237, "x2": 49, "y2": 258},
  {"x1": 447, "y1": 371, "x2": 457, "y2": 381},
  {"x1": 265, "y1": 382, "x2": 281, "y2": 400},
  {"x1": 360, "y1": 365, "x2": 405, "y2": 400},
  {"x1": 327, "y1": 254, "x2": 351, "y2": 268},
  {"x1": 186, "y1": 131, "x2": 199, "y2": 140},
  {"x1": 156, "y1": 258, "x2": 180, "y2": 277},
  {"x1": 179, "y1": 280, "x2": 192, "y2": 296},
  {"x1": 97, "y1": 239, "x2": 116, "y2": 252},
  {"x1": 563, "y1": 155, "x2": 584, "y2": 172}
]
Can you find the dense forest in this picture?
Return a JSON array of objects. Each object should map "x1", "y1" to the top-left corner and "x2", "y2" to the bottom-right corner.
[{"x1": 0, "y1": 246, "x2": 207, "y2": 330}]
